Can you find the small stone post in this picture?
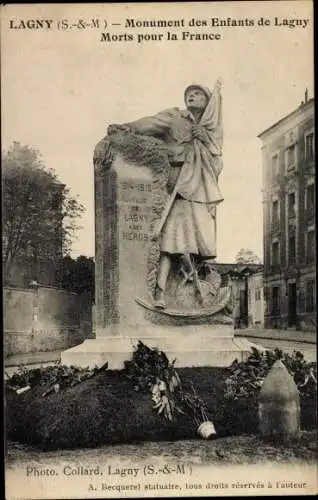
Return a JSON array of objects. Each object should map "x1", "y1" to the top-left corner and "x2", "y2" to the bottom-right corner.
[{"x1": 259, "y1": 359, "x2": 301, "y2": 443}]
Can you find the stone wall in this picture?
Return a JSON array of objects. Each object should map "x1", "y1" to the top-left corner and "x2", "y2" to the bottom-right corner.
[{"x1": 4, "y1": 285, "x2": 93, "y2": 357}]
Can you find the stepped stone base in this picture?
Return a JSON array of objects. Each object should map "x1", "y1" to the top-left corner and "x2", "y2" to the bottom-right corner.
[{"x1": 61, "y1": 325, "x2": 264, "y2": 369}]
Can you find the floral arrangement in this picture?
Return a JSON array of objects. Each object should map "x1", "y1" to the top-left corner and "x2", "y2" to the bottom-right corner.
[
  {"x1": 5, "y1": 362, "x2": 107, "y2": 397},
  {"x1": 124, "y1": 341, "x2": 215, "y2": 436},
  {"x1": 224, "y1": 347, "x2": 317, "y2": 401}
]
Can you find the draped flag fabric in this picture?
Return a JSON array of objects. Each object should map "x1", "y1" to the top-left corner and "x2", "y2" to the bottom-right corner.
[{"x1": 176, "y1": 81, "x2": 224, "y2": 204}]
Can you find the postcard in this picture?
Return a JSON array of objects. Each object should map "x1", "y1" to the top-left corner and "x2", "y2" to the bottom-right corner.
[{"x1": 2, "y1": 1, "x2": 316, "y2": 498}]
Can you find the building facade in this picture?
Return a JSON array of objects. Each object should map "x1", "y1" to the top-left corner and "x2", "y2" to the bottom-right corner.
[
  {"x1": 209, "y1": 263, "x2": 264, "y2": 329},
  {"x1": 259, "y1": 93, "x2": 315, "y2": 331}
]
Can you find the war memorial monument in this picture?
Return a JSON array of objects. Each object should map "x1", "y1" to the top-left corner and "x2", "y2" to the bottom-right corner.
[{"x1": 62, "y1": 80, "x2": 257, "y2": 368}]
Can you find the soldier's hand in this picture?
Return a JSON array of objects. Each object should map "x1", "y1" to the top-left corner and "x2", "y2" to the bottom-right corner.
[
  {"x1": 107, "y1": 124, "x2": 117, "y2": 135},
  {"x1": 192, "y1": 125, "x2": 209, "y2": 144},
  {"x1": 215, "y1": 77, "x2": 223, "y2": 89},
  {"x1": 107, "y1": 124, "x2": 131, "y2": 136}
]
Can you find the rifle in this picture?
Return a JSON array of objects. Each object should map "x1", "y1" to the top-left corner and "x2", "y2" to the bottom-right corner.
[{"x1": 151, "y1": 182, "x2": 180, "y2": 241}]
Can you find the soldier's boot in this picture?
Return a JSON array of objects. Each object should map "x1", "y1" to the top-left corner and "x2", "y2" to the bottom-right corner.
[{"x1": 153, "y1": 285, "x2": 166, "y2": 309}]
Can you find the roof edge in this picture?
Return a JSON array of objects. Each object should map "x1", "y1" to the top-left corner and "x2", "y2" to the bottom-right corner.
[{"x1": 258, "y1": 98, "x2": 314, "y2": 139}]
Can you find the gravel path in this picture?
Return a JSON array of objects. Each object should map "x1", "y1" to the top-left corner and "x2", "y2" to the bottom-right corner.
[{"x1": 6, "y1": 431, "x2": 317, "y2": 468}]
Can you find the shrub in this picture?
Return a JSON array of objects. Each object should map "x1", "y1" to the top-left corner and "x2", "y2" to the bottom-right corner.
[{"x1": 224, "y1": 348, "x2": 317, "y2": 432}]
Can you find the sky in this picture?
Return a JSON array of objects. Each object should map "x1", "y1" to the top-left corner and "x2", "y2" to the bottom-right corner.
[{"x1": 1, "y1": 1, "x2": 314, "y2": 263}]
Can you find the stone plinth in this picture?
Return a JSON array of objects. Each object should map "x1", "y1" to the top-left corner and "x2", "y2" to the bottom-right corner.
[
  {"x1": 61, "y1": 324, "x2": 261, "y2": 369},
  {"x1": 61, "y1": 136, "x2": 262, "y2": 369}
]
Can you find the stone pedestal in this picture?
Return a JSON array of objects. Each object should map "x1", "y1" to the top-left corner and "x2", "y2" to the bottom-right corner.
[
  {"x1": 61, "y1": 324, "x2": 261, "y2": 369},
  {"x1": 61, "y1": 140, "x2": 262, "y2": 369},
  {"x1": 93, "y1": 152, "x2": 155, "y2": 335}
]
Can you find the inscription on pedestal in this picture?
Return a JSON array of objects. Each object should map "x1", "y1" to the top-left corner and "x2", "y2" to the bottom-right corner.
[
  {"x1": 119, "y1": 181, "x2": 152, "y2": 243},
  {"x1": 117, "y1": 168, "x2": 153, "y2": 330}
]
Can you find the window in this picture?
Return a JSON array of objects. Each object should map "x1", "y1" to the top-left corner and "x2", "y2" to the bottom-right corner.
[
  {"x1": 288, "y1": 233, "x2": 296, "y2": 264},
  {"x1": 272, "y1": 286, "x2": 280, "y2": 314},
  {"x1": 286, "y1": 144, "x2": 296, "y2": 169},
  {"x1": 305, "y1": 132, "x2": 314, "y2": 160},
  {"x1": 255, "y1": 289, "x2": 261, "y2": 301},
  {"x1": 306, "y1": 184, "x2": 315, "y2": 215},
  {"x1": 272, "y1": 241, "x2": 280, "y2": 267},
  {"x1": 306, "y1": 230, "x2": 315, "y2": 263},
  {"x1": 306, "y1": 280, "x2": 315, "y2": 313},
  {"x1": 288, "y1": 192, "x2": 296, "y2": 218},
  {"x1": 272, "y1": 154, "x2": 279, "y2": 178},
  {"x1": 272, "y1": 200, "x2": 279, "y2": 225}
]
